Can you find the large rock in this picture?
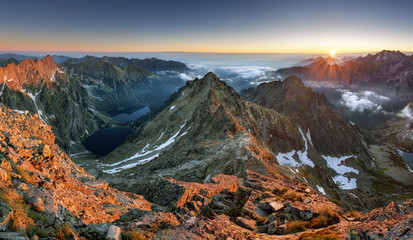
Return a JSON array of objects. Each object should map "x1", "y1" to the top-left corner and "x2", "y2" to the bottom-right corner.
[
  {"x1": 234, "y1": 217, "x2": 257, "y2": 231},
  {"x1": 105, "y1": 225, "x2": 121, "y2": 240},
  {"x1": 0, "y1": 232, "x2": 29, "y2": 240},
  {"x1": 268, "y1": 221, "x2": 278, "y2": 234}
]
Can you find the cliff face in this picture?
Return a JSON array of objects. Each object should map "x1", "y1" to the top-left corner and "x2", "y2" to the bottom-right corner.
[
  {"x1": 0, "y1": 56, "x2": 104, "y2": 152},
  {"x1": 0, "y1": 56, "x2": 58, "y2": 92}
]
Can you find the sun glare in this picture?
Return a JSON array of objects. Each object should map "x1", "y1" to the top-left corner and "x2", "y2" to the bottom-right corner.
[{"x1": 329, "y1": 49, "x2": 336, "y2": 56}]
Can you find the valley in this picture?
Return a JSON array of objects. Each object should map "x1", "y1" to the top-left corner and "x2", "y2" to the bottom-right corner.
[{"x1": 0, "y1": 51, "x2": 413, "y2": 239}]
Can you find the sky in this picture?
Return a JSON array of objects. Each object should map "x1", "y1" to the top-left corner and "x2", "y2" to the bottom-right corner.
[{"x1": 1, "y1": 0, "x2": 413, "y2": 53}]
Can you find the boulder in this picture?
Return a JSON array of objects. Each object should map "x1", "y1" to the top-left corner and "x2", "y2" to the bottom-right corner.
[
  {"x1": 234, "y1": 217, "x2": 257, "y2": 231},
  {"x1": 105, "y1": 225, "x2": 121, "y2": 240},
  {"x1": 276, "y1": 224, "x2": 288, "y2": 235},
  {"x1": 199, "y1": 205, "x2": 217, "y2": 220},
  {"x1": 299, "y1": 209, "x2": 313, "y2": 221},
  {"x1": 269, "y1": 202, "x2": 284, "y2": 212},
  {"x1": 42, "y1": 145, "x2": 52, "y2": 158},
  {"x1": 1, "y1": 160, "x2": 12, "y2": 171},
  {"x1": 0, "y1": 232, "x2": 29, "y2": 240},
  {"x1": 268, "y1": 221, "x2": 277, "y2": 234},
  {"x1": 85, "y1": 180, "x2": 109, "y2": 190},
  {"x1": 0, "y1": 168, "x2": 7, "y2": 182}
]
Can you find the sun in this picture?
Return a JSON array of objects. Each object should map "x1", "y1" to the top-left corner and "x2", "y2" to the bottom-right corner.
[{"x1": 329, "y1": 49, "x2": 336, "y2": 56}]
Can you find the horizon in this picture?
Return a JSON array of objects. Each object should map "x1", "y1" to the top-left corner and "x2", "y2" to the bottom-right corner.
[{"x1": 2, "y1": 0, "x2": 413, "y2": 53}]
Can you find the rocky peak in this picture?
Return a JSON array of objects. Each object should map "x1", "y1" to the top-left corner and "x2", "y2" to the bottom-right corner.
[{"x1": 0, "y1": 55, "x2": 60, "y2": 92}]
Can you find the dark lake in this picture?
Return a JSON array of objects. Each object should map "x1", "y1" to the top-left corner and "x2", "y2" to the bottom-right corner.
[
  {"x1": 402, "y1": 152, "x2": 413, "y2": 169},
  {"x1": 109, "y1": 105, "x2": 150, "y2": 122},
  {"x1": 82, "y1": 127, "x2": 134, "y2": 157}
]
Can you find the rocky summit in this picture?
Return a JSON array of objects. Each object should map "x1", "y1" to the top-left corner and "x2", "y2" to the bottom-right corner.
[{"x1": 93, "y1": 73, "x2": 413, "y2": 213}]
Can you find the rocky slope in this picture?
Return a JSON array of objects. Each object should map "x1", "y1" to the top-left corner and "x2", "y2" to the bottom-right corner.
[
  {"x1": 0, "y1": 105, "x2": 151, "y2": 238},
  {"x1": 0, "y1": 56, "x2": 104, "y2": 152},
  {"x1": 60, "y1": 57, "x2": 186, "y2": 112},
  {"x1": 378, "y1": 102, "x2": 413, "y2": 152},
  {"x1": 97, "y1": 73, "x2": 413, "y2": 212},
  {"x1": 0, "y1": 103, "x2": 411, "y2": 239}
]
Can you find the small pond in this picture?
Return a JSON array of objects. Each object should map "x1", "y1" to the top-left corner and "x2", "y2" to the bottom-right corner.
[
  {"x1": 109, "y1": 105, "x2": 150, "y2": 122},
  {"x1": 82, "y1": 127, "x2": 134, "y2": 157}
]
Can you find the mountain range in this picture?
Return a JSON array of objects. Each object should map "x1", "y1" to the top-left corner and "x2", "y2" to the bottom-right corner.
[
  {"x1": 0, "y1": 103, "x2": 412, "y2": 239},
  {"x1": 92, "y1": 73, "x2": 413, "y2": 213},
  {"x1": 1, "y1": 52, "x2": 413, "y2": 239},
  {"x1": 274, "y1": 50, "x2": 413, "y2": 105}
]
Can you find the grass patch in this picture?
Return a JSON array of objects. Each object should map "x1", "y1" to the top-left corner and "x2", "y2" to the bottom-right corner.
[
  {"x1": 122, "y1": 230, "x2": 147, "y2": 240},
  {"x1": 298, "y1": 228, "x2": 339, "y2": 240},
  {"x1": 282, "y1": 189, "x2": 303, "y2": 201},
  {"x1": 287, "y1": 220, "x2": 308, "y2": 233}
]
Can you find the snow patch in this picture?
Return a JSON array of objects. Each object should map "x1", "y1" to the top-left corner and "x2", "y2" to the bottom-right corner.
[
  {"x1": 275, "y1": 128, "x2": 315, "y2": 167},
  {"x1": 103, "y1": 154, "x2": 159, "y2": 174},
  {"x1": 104, "y1": 122, "x2": 187, "y2": 169},
  {"x1": 332, "y1": 175, "x2": 357, "y2": 190},
  {"x1": 306, "y1": 129, "x2": 313, "y2": 146},
  {"x1": 322, "y1": 155, "x2": 358, "y2": 190},
  {"x1": 317, "y1": 185, "x2": 326, "y2": 195},
  {"x1": 323, "y1": 155, "x2": 359, "y2": 175}
]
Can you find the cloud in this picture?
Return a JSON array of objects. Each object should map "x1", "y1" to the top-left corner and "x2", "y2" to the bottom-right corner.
[
  {"x1": 219, "y1": 66, "x2": 275, "y2": 79},
  {"x1": 304, "y1": 81, "x2": 344, "y2": 89},
  {"x1": 178, "y1": 73, "x2": 193, "y2": 81},
  {"x1": 339, "y1": 90, "x2": 391, "y2": 114}
]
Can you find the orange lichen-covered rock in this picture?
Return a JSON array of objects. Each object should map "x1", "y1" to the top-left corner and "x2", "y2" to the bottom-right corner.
[
  {"x1": 0, "y1": 105, "x2": 152, "y2": 227},
  {"x1": 165, "y1": 174, "x2": 239, "y2": 208}
]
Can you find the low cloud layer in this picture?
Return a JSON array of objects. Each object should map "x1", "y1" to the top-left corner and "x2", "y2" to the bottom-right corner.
[
  {"x1": 339, "y1": 90, "x2": 391, "y2": 114},
  {"x1": 218, "y1": 66, "x2": 275, "y2": 79}
]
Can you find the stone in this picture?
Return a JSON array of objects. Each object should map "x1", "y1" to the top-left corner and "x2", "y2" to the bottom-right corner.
[
  {"x1": 254, "y1": 206, "x2": 269, "y2": 217},
  {"x1": 105, "y1": 225, "x2": 121, "y2": 240},
  {"x1": 199, "y1": 205, "x2": 217, "y2": 219},
  {"x1": 183, "y1": 216, "x2": 197, "y2": 229},
  {"x1": 269, "y1": 202, "x2": 284, "y2": 212},
  {"x1": 18, "y1": 183, "x2": 28, "y2": 191},
  {"x1": 234, "y1": 217, "x2": 257, "y2": 231},
  {"x1": 42, "y1": 145, "x2": 52, "y2": 158},
  {"x1": 85, "y1": 180, "x2": 109, "y2": 190},
  {"x1": 0, "y1": 199, "x2": 12, "y2": 231},
  {"x1": 305, "y1": 188, "x2": 312, "y2": 193},
  {"x1": 257, "y1": 224, "x2": 268, "y2": 233},
  {"x1": 268, "y1": 213, "x2": 277, "y2": 223},
  {"x1": 268, "y1": 221, "x2": 278, "y2": 234},
  {"x1": 31, "y1": 197, "x2": 45, "y2": 212},
  {"x1": 1, "y1": 160, "x2": 12, "y2": 171},
  {"x1": 276, "y1": 224, "x2": 287, "y2": 235},
  {"x1": 0, "y1": 168, "x2": 7, "y2": 182},
  {"x1": 0, "y1": 232, "x2": 29, "y2": 240},
  {"x1": 299, "y1": 209, "x2": 313, "y2": 221}
]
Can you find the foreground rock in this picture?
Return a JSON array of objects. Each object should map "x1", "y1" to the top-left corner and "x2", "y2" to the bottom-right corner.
[{"x1": 0, "y1": 105, "x2": 150, "y2": 237}]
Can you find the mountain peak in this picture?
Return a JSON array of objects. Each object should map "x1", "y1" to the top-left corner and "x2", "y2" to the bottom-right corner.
[
  {"x1": 0, "y1": 55, "x2": 60, "y2": 91},
  {"x1": 283, "y1": 75, "x2": 306, "y2": 87}
]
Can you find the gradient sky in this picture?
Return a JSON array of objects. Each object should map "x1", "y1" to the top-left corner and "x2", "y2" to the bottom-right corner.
[{"x1": 1, "y1": 0, "x2": 412, "y2": 53}]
